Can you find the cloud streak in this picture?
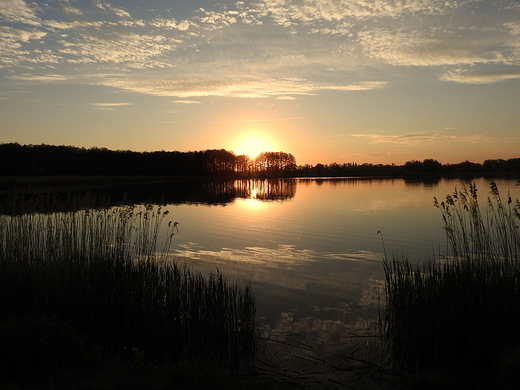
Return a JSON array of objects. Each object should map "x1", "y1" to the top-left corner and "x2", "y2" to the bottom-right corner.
[
  {"x1": 210, "y1": 117, "x2": 305, "y2": 124},
  {"x1": 91, "y1": 103, "x2": 131, "y2": 107},
  {"x1": 349, "y1": 133, "x2": 489, "y2": 145},
  {"x1": 441, "y1": 70, "x2": 520, "y2": 84},
  {"x1": 173, "y1": 100, "x2": 202, "y2": 104},
  {"x1": 99, "y1": 77, "x2": 387, "y2": 98},
  {"x1": 90, "y1": 102, "x2": 131, "y2": 110}
]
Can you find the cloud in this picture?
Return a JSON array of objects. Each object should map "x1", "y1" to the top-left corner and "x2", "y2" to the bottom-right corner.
[
  {"x1": 260, "y1": 0, "x2": 475, "y2": 27},
  {"x1": 94, "y1": 0, "x2": 131, "y2": 19},
  {"x1": 1, "y1": 0, "x2": 518, "y2": 96},
  {"x1": 1, "y1": 2, "x2": 181, "y2": 69},
  {"x1": 0, "y1": 0, "x2": 40, "y2": 25},
  {"x1": 275, "y1": 96, "x2": 297, "y2": 100},
  {"x1": 0, "y1": 25, "x2": 47, "y2": 65},
  {"x1": 340, "y1": 152, "x2": 401, "y2": 161},
  {"x1": 357, "y1": 27, "x2": 513, "y2": 66},
  {"x1": 173, "y1": 100, "x2": 202, "y2": 104},
  {"x1": 55, "y1": 30, "x2": 177, "y2": 68},
  {"x1": 194, "y1": 8, "x2": 238, "y2": 30},
  {"x1": 44, "y1": 20, "x2": 102, "y2": 30},
  {"x1": 440, "y1": 70, "x2": 520, "y2": 84},
  {"x1": 90, "y1": 102, "x2": 131, "y2": 110},
  {"x1": 100, "y1": 77, "x2": 312, "y2": 98},
  {"x1": 150, "y1": 17, "x2": 193, "y2": 31},
  {"x1": 62, "y1": 3, "x2": 83, "y2": 16},
  {"x1": 99, "y1": 77, "x2": 387, "y2": 98},
  {"x1": 321, "y1": 81, "x2": 387, "y2": 91},
  {"x1": 90, "y1": 103, "x2": 131, "y2": 107},
  {"x1": 8, "y1": 73, "x2": 70, "y2": 81},
  {"x1": 210, "y1": 117, "x2": 305, "y2": 124},
  {"x1": 349, "y1": 133, "x2": 489, "y2": 145}
]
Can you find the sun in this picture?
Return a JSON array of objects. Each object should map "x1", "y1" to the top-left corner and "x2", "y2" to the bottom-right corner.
[{"x1": 232, "y1": 134, "x2": 276, "y2": 158}]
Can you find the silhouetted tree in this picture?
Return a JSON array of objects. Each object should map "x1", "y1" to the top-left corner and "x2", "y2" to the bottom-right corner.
[
  {"x1": 422, "y1": 159, "x2": 442, "y2": 174},
  {"x1": 254, "y1": 152, "x2": 296, "y2": 175},
  {"x1": 0, "y1": 143, "x2": 297, "y2": 177},
  {"x1": 2, "y1": 143, "x2": 517, "y2": 179}
]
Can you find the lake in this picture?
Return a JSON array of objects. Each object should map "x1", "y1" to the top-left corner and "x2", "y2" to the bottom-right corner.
[
  {"x1": 146, "y1": 176, "x2": 519, "y2": 363},
  {"x1": 3, "y1": 175, "x2": 519, "y2": 370}
]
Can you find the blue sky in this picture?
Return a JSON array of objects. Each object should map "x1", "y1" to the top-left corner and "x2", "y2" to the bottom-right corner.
[{"x1": 1, "y1": 0, "x2": 519, "y2": 165}]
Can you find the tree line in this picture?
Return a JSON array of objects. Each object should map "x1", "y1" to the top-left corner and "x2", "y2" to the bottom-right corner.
[
  {"x1": 0, "y1": 143, "x2": 296, "y2": 177},
  {"x1": 296, "y1": 158, "x2": 520, "y2": 177},
  {"x1": 1, "y1": 143, "x2": 519, "y2": 178}
]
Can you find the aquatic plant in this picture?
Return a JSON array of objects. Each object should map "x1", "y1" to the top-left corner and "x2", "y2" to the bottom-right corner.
[
  {"x1": 0, "y1": 205, "x2": 258, "y2": 368},
  {"x1": 383, "y1": 182, "x2": 520, "y2": 381}
]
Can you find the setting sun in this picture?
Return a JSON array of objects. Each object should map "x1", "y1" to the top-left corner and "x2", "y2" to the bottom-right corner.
[{"x1": 231, "y1": 134, "x2": 277, "y2": 158}]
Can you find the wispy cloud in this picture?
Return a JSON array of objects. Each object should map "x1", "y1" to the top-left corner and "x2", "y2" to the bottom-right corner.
[
  {"x1": 339, "y1": 151, "x2": 405, "y2": 162},
  {"x1": 357, "y1": 27, "x2": 513, "y2": 67},
  {"x1": 8, "y1": 74, "x2": 71, "y2": 82},
  {"x1": 321, "y1": 81, "x2": 387, "y2": 91},
  {"x1": 173, "y1": 100, "x2": 202, "y2": 104},
  {"x1": 349, "y1": 133, "x2": 489, "y2": 145},
  {"x1": 94, "y1": 0, "x2": 131, "y2": 19},
  {"x1": 99, "y1": 77, "x2": 386, "y2": 98},
  {"x1": 90, "y1": 102, "x2": 131, "y2": 110},
  {"x1": 210, "y1": 117, "x2": 305, "y2": 124},
  {"x1": 91, "y1": 103, "x2": 131, "y2": 107},
  {"x1": 261, "y1": 0, "x2": 471, "y2": 25},
  {"x1": 61, "y1": 1, "x2": 84, "y2": 16},
  {"x1": 0, "y1": 0, "x2": 40, "y2": 26},
  {"x1": 441, "y1": 70, "x2": 520, "y2": 84}
]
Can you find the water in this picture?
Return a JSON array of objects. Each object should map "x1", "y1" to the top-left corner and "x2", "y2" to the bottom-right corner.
[
  {"x1": 4, "y1": 175, "x2": 518, "y2": 366},
  {"x1": 154, "y1": 176, "x2": 520, "y2": 359}
]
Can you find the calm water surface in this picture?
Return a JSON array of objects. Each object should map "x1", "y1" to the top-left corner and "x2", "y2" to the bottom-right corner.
[{"x1": 159, "y1": 177, "x2": 520, "y2": 357}]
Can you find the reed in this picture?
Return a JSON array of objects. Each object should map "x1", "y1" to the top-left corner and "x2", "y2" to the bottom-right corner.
[
  {"x1": 0, "y1": 205, "x2": 258, "y2": 368},
  {"x1": 383, "y1": 182, "x2": 520, "y2": 380}
]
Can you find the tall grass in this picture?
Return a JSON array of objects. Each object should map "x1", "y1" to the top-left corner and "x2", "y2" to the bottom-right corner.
[
  {"x1": 383, "y1": 182, "x2": 520, "y2": 379},
  {"x1": 0, "y1": 205, "x2": 257, "y2": 367}
]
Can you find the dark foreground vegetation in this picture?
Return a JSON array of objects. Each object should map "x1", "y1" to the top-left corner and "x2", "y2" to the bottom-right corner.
[
  {"x1": 2, "y1": 142, "x2": 520, "y2": 178},
  {"x1": 0, "y1": 205, "x2": 264, "y2": 389},
  {"x1": 383, "y1": 183, "x2": 520, "y2": 389}
]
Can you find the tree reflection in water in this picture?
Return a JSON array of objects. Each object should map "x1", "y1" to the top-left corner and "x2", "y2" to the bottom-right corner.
[
  {"x1": 232, "y1": 179, "x2": 296, "y2": 201},
  {"x1": 0, "y1": 178, "x2": 297, "y2": 215}
]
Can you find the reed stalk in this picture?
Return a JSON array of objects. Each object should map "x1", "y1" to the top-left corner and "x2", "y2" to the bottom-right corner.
[
  {"x1": 383, "y1": 182, "x2": 520, "y2": 380},
  {"x1": 0, "y1": 205, "x2": 258, "y2": 367}
]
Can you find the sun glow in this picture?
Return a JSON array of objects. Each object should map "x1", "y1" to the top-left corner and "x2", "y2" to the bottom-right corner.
[{"x1": 232, "y1": 134, "x2": 276, "y2": 158}]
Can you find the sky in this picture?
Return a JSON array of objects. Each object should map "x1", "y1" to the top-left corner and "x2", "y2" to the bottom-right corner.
[{"x1": 1, "y1": 0, "x2": 519, "y2": 165}]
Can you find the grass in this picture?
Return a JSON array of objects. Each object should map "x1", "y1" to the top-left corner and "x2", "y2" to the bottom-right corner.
[
  {"x1": 0, "y1": 204, "x2": 259, "y2": 386},
  {"x1": 382, "y1": 182, "x2": 520, "y2": 387}
]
